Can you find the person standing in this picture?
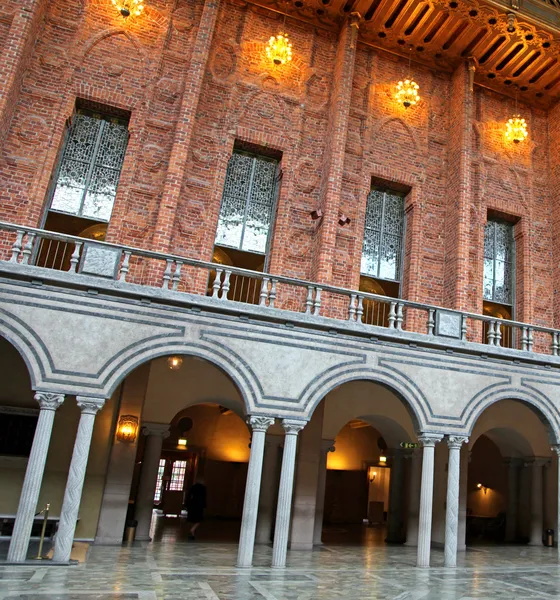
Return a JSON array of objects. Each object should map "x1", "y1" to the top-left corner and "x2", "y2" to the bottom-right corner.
[{"x1": 185, "y1": 478, "x2": 206, "y2": 540}]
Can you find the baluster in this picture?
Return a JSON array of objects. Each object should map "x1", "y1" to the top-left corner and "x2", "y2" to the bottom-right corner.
[
  {"x1": 527, "y1": 328, "x2": 534, "y2": 352},
  {"x1": 312, "y1": 287, "x2": 322, "y2": 316},
  {"x1": 221, "y1": 269, "x2": 231, "y2": 300},
  {"x1": 171, "y1": 261, "x2": 183, "y2": 291},
  {"x1": 305, "y1": 286, "x2": 314, "y2": 314},
  {"x1": 487, "y1": 320, "x2": 496, "y2": 346},
  {"x1": 427, "y1": 309, "x2": 435, "y2": 336},
  {"x1": 10, "y1": 230, "x2": 24, "y2": 262},
  {"x1": 356, "y1": 296, "x2": 364, "y2": 322},
  {"x1": 348, "y1": 294, "x2": 357, "y2": 321},
  {"x1": 461, "y1": 315, "x2": 467, "y2": 341},
  {"x1": 552, "y1": 332, "x2": 559, "y2": 357},
  {"x1": 21, "y1": 233, "x2": 36, "y2": 265},
  {"x1": 268, "y1": 279, "x2": 277, "y2": 308},
  {"x1": 212, "y1": 268, "x2": 223, "y2": 298},
  {"x1": 259, "y1": 277, "x2": 270, "y2": 307},
  {"x1": 69, "y1": 241, "x2": 83, "y2": 274},
  {"x1": 388, "y1": 302, "x2": 397, "y2": 329},
  {"x1": 395, "y1": 302, "x2": 404, "y2": 331},
  {"x1": 162, "y1": 259, "x2": 173, "y2": 289},
  {"x1": 521, "y1": 327, "x2": 528, "y2": 351},
  {"x1": 495, "y1": 321, "x2": 502, "y2": 347}
]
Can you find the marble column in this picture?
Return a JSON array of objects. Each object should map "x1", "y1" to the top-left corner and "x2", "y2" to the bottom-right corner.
[
  {"x1": 53, "y1": 397, "x2": 106, "y2": 562},
  {"x1": 313, "y1": 439, "x2": 335, "y2": 545},
  {"x1": 551, "y1": 445, "x2": 560, "y2": 556},
  {"x1": 7, "y1": 392, "x2": 64, "y2": 562},
  {"x1": 416, "y1": 433, "x2": 442, "y2": 568},
  {"x1": 405, "y1": 448, "x2": 422, "y2": 546},
  {"x1": 135, "y1": 423, "x2": 170, "y2": 541},
  {"x1": 457, "y1": 447, "x2": 469, "y2": 552},
  {"x1": 528, "y1": 458, "x2": 547, "y2": 546},
  {"x1": 255, "y1": 434, "x2": 283, "y2": 545},
  {"x1": 504, "y1": 458, "x2": 521, "y2": 542},
  {"x1": 237, "y1": 416, "x2": 275, "y2": 567},
  {"x1": 444, "y1": 436, "x2": 468, "y2": 568},
  {"x1": 386, "y1": 449, "x2": 406, "y2": 543},
  {"x1": 271, "y1": 419, "x2": 306, "y2": 568}
]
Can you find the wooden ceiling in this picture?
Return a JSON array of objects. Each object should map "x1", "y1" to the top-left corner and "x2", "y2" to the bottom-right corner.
[{"x1": 259, "y1": 0, "x2": 560, "y2": 108}]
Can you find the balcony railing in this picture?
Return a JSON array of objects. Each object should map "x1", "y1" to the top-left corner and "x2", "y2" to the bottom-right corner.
[{"x1": 2, "y1": 222, "x2": 560, "y2": 358}]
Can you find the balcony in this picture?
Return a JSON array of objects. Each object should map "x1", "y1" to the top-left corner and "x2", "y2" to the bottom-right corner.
[{"x1": 1, "y1": 221, "x2": 559, "y2": 362}]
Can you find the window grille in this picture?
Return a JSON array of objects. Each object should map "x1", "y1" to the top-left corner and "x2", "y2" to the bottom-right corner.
[
  {"x1": 214, "y1": 151, "x2": 279, "y2": 255},
  {"x1": 49, "y1": 109, "x2": 129, "y2": 222},
  {"x1": 154, "y1": 459, "x2": 166, "y2": 502},
  {"x1": 483, "y1": 220, "x2": 514, "y2": 305},
  {"x1": 169, "y1": 460, "x2": 188, "y2": 491},
  {"x1": 361, "y1": 188, "x2": 405, "y2": 282}
]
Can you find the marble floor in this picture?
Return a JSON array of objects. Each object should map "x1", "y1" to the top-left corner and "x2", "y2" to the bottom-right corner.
[{"x1": 2, "y1": 539, "x2": 560, "y2": 599}]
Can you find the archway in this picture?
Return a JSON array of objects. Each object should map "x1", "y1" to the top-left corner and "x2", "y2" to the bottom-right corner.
[
  {"x1": 292, "y1": 379, "x2": 420, "y2": 550},
  {"x1": 465, "y1": 399, "x2": 555, "y2": 549}
]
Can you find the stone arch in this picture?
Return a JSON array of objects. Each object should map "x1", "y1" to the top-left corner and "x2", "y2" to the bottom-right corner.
[
  {"x1": 98, "y1": 339, "x2": 261, "y2": 415},
  {"x1": 79, "y1": 27, "x2": 148, "y2": 65},
  {"x1": 372, "y1": 116, "x2": 420, "y2": 154},
  {"x1": 302, "y1": 365, "x2": 430, "y2": 433},
  {"x1": 463, "y1": 385, "x2": 560, "y2": 445}
]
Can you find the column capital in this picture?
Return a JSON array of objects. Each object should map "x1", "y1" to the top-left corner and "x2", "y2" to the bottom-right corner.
[
  {"x1": 551, "y1": 445, "x2": 560, "y2": 456},
  {"x1": 446, "y1": 435, "x2": 468, "y2": 449},
  {"x1": 321, "y1": 438, "x2": 335, "y2": 453},
  {"x1": 34, "y1": 391, "x2": 64, "y2": 411},
  {"x1": 524, "y1": 457, "x2": 550, "y2": 468},
  {"x1": 76, "y1": 396, "x2": 106, "y2": 415},
  {"x1": 141, "y1": 422, "x2": 170, "y2": 438},
  {"x1": 503, "y1": 457, "x2": 522, "y2": 467},
  {"x1": 417, "y1": 433, "x2": 443, "y2": 447},
  {"x1": 247, "y1": 415, "x2": 275, "y2": 432},
  {"x1": 281, "y1": 418, "x2": 306, "y2": 435}
]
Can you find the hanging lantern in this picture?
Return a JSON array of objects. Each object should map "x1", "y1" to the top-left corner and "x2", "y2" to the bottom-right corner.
[
  {"x1": 167, "y1": 355, "x2": 183, "y2": 370},
  {"x1": 266, "y1": 33, "x2": 293, "y2": 66},
  {"x1": 505, "y1": 115, "x2": 528, "y2": 144},
  {"x1": 111, "y1": 0, "x2": 145, "y2": 18},
  {"x1": 395, "y1": 79, "x2": 420, "y2": 108}
]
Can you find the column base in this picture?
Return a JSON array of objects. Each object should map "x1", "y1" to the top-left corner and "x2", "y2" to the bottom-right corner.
[
  {"x1": 134, "y1": 535, "x2": 152, "y2": 542},
  {"x1": 289, "y1": 541, "x2": 313, "y2": 550}
]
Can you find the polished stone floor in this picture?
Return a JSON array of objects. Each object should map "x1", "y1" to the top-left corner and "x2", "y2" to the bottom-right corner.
[{"x1": 3, "y1": 538, "x2": 560, "y2": 599}]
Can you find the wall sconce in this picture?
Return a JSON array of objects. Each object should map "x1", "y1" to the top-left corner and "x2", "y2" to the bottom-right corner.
[
  {"x1": 338, "y1": 214, "x2": 351, "y2": 226},
  {"x1": 477, "y1": 482, "x2": 488, "y2": 494},
  {"x1": 368, "y1": 467, "x2": 377, "y2": 483},
  {"x1": 168, "y1": 356, "x2": 183, "y2": 370},
  {"x1": 266, "y1": 32, "x2": 293, "y2": 66},
  {"x1": 310, "y1": 208, "x2": 323, "y2": 220},
  {"x1": 116, "y1": 415, "x2": 139, "y2": 443},
  {"x1": 379, "y1": 455, "x2": 387, "y2": 464},
  {"x1": 111, "y1": 0, "x2": 145, "y2": 18}
]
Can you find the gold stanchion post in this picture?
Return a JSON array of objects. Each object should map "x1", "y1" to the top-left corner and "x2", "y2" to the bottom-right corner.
[{"x1": 34, "y1": 503, "x2": 50, "y2": 560}]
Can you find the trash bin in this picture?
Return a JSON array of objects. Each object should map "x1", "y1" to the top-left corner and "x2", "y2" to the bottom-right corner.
[
  {"x1": 124, "y1": 519, "x2": 138, "y2": 543},
  {"x1": 545, "y1": 529, "x2": 554, "y2": 547}
]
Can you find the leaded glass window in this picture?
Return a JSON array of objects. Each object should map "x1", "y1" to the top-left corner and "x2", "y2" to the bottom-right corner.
[
  {"x1": 483, "y1": 220, "x2": 514, "y2": 305},
  {"x1": 215, "y1": 151, "x2": 278, "y2": 255},
  {"x1": 49, "y1": 109, "x2": 129, "y2": 222},
  {"x1": 361, "y1": 188, "x2": 405, "y2": 281}
]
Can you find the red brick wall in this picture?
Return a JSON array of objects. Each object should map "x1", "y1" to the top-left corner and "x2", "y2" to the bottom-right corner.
[{"x1": 0, "y1": 0, "x2": 555, "y2": 327}]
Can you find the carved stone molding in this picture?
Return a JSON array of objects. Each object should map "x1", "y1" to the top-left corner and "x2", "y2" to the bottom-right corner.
[
  {"x1": 34, "y1": 392, "x2": 64, "y2": 411},
  {"x1": 247, "y1": 415, "x2": 275, "y2": 432},
  {"x1": 142, "y1": 422, "x2": 171, "y2": 438},
  {"x1": 417, "y1": 433, "x2": 443, "y2": 447},
  {"x1": 447, "y1": 435, "x2": 468, "y2": 449},
  {"x1": 76, "y1": 396, "x2": 106, "y2": 415},
  {"x1": 281, "y1": 418, "x2": 306, "y2": 435}
]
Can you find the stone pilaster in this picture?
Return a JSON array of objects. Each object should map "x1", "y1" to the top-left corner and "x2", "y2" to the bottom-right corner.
[
  {"x1": 386, "y1": 449, "x2": 406, "y2": 543},
  {"x1": 7, "y1": 392, "x2": 64, "y2": 562},
  {"x1": 271, "y1": 419, "x2": 306, "y2": 568},
  {"x1": 255, "y1": 434, "x2": 283, "y2": 545},
  {"x1": 405, "y1": 448, "x2": 422, "y2": 546},
  {"x1": 53, "y1": 397, "x2": 106, "y2": 562},
  {"x1": 527, "y1": 458, "x2": 548, "y2": 546},
  {"x1": 237, "y1": 416, "x2": 275, "y2": 567},
  {"x1": 152, "y1": 0, "x2": 221, "y2": 253},
  {"x1": 313, "y1": 440, "x2": 335, "y2": 545},
  {"x1": 416, "y1": 433, "x2": 443, "y2": 568},
  {"x1": 504, "y1": 457, "x2": 521, "y2": 542},
  {"x1": 135, "y1": 423, "x2": 170, "y2": 541},
  {"x1": 444, "y1": 436, "x2": 468, "y2": 568}
]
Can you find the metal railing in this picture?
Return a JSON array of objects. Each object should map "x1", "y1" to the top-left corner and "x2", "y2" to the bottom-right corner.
[{"x1": 2, "y1": 221, "x2": 560, "y2": 357}]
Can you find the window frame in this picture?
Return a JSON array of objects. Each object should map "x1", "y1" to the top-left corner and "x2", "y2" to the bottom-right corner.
[{"x1": 483, "y1": 218, "x2": 515, "y2": 310}]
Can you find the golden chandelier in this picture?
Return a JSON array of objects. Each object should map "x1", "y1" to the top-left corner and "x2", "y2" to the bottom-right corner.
[
  {"x1": 112, "y1": 0, "x2": 145, "y2": 18},
  {"x1": 505, "y1": 116, "x2": 528, "y2": 144},
  {"x1": 395, "y1": 79, "x2": 420, "y2": 109},
  {"x1": 266, "y1": 33, "x2": 293, "y2": 66}
]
